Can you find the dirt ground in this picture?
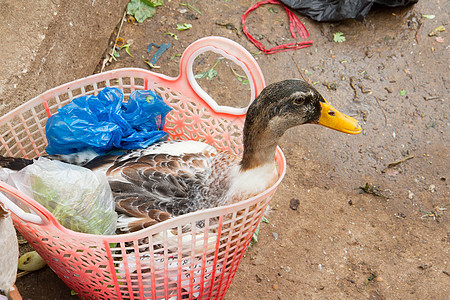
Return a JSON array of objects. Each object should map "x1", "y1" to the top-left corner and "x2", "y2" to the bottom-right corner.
[{"x1": 8, "y1": 0, "x2": 449, "y2": 299}]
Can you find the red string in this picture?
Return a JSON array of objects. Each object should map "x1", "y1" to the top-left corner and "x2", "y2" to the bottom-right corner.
[{"x1": 241, "y1": 0, "x2": 313, "y2": 54}]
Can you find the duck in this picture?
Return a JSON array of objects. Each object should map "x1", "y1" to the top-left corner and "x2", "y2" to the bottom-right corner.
[
  {"x1": 0, "y1": 79, "x2": 361, "y2": 233},
  {"x1": 0, "y1": 202, "x2": 21, "y2": 300}
]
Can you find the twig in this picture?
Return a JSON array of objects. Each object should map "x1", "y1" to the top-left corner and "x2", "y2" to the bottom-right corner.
[
  {"x1": 359, "y1": 183, "x2": 388, "y2": 198},
  {"x1": 386, "y1": 155, "x2": 414, "y2": 168},
  {"x1": 230, "y1": 67, "x2": 246, "y2": 78},
  {"x1": 349, "y1": 76, "x2": 358, "y2": 100},
  {"x1": 180, "y1": 3, "x2": 202, "y2": 15},
  {"x1": 425, "y1": 96, "x2": 440, "y2": 101},
  {"x1": 420, "y1": 205, "x2": 447, "y2": 222},
  {"x1": 16, "y1": 271, "x2": 30, "y2": 279},
  {"x1": 374, "y1": 96, "x2": 388, "y2": 128},
  {"x1": 101, "y1": 10, "x2": 127, "y2": 72},
  {"x1": 290, "y1": 54, "x2": 308, "y2": 83}
]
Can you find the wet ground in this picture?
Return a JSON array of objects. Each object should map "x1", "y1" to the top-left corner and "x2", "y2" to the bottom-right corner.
[{"x1": 9, "y1": 0, "x2": 449, "y2": 299}]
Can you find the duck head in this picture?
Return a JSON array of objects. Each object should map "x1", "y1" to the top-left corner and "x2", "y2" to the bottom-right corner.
[{"x1": 241, "y1": 79, "x2": 362, "y2": 170}]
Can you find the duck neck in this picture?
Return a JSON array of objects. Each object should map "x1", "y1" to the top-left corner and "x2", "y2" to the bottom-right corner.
[{"x1": 240, "y1": 125, "x2": 282, "y2": 171}]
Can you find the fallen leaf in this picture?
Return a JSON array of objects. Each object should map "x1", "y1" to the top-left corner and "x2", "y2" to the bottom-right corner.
[
  {"x1": 421, "y1": 14, "x2": 435, "y2": 19},
  {"x1": 127, "y1": 0, "x2": 163, "y2": 23},
  {"x1": 165, "y1": 32, "x2": 178, "y2": 40},
  {"x1": 428, "y1": 25, "x2": 445, "y2": 36},
  {"x1": 333, "y1": 32, "x2": 346, "y2": 43},
  {"x1": 120, "y1": 44, "x2": 133, "y2": 57},
  {"x1": 176, "y1": 23, "x2": 192, "y2": 31}
]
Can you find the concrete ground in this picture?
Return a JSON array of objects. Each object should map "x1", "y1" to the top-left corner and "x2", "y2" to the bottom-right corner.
[{"x1": 0, "y1": 0, "x2": 129, "y2": 116}]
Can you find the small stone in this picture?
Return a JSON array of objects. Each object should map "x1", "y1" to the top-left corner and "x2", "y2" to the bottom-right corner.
[
  {"x1": 272, "y1": 284, "x2": 279, "y2": 290},
  {"x1": 289, "y1": 198, "x2": 300, "y2": 210},
  {"x1": 429, "y1": 184, "x2": 436, "y2": 193},
  {"x1": 408, "y1": 190, "x2": 414, "y2": 200},
  {"x1": 272, "y1": 232, "x2": 279, "y2": 240}
]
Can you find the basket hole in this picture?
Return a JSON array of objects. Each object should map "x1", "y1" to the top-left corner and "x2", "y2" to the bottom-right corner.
[
  {"x1": 84, "y1": 84, "x2": 94, "y2": 93},
  {"x1": 122, "y1": 77, "x2": 131, "y2": 85},
  {"x1": 135, "y1": 77, "x2": 144, "y2": 87},
  {"x1": 123, "y1": 87, "x2": 132, "y2": 96},
  {"x1": 72, "y1": 88, "x2": 82, "y2": 97},
  {"x1": 97, "y1": 80, "x2": 107, "y2": 90}
]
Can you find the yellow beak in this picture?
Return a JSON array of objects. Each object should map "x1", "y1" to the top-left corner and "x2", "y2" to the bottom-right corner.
[{"x1": 318, "y1": 100, "x2": 362, "y2": 134}]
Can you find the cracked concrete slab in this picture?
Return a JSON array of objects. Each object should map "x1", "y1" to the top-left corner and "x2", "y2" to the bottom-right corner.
[{"x1": 0, "y1": 0, "x2": 128, "y2": 115}]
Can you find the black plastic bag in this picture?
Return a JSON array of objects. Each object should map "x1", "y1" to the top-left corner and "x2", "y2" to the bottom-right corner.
[{"x1": 280, "y1": 0, "x2": 419, "y2": 22}]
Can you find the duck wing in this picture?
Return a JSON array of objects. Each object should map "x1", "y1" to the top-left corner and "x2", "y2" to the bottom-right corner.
[{"x1": 85, "y1": 141, "x2": 238, "y2": 232}]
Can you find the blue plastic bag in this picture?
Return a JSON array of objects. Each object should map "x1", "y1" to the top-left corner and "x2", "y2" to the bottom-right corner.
[{"x1": 45, "y1": 88, "x2": 172, "y2": 155}]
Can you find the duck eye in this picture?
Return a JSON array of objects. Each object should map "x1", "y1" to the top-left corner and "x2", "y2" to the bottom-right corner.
[{"x1": 293, "y1": 98, "x2": 304, "y2": 105}]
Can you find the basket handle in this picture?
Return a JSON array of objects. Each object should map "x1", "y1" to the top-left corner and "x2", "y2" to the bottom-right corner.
[
  {"x1": 178, "y1": 36, "x2": 265, "y2": 115},
  {"x1": 0, "y1": 182, "x2": 45, "y2": 225}
]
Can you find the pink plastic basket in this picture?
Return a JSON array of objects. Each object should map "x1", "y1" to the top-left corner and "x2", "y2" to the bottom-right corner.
[{"x1": 0, "y1": 37, "x2": 286, "y2": 299}]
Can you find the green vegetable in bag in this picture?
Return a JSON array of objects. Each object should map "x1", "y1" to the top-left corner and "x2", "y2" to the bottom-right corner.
[{"x1": 11, "y1": 158, "x2": 117, "y2": 235}]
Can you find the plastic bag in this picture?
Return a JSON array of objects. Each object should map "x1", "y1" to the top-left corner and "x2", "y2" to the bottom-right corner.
[
  {"x1": 10, "y1": 157, "x2": 117, "y2": 235},
  {"x1": 280, "y1": 0, "x2": 419, "y2": 22},
  {"x1": 45, "y1": 88, "x2": 172, "y2": 155}
]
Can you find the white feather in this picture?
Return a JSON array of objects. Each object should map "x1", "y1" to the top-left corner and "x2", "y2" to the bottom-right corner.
[
  {"x1": 226, "y1": 163, "x2": 277, "y2": 201},
  {"x1": 142, "y1": 140, "x2": 217, "y2": 156}
]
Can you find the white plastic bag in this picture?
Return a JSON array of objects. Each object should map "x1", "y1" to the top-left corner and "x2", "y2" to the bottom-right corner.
[{"x1": 10, "y1": 157, "x2": 117, "y2": 235}]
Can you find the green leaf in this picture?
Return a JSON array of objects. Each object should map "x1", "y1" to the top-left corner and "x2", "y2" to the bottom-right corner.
[
  {"x1": 261, "y1": 216, "x2": 269, "y2": 223},
  {"x1": 152, "y1": 0, "x2": 163, "y2": 7},
  {"x1": 165, "y1": 32, "x2": 178, "y2": 40},
  {"x1": 333, "y1": 32, "x2": 346, "y2": 43},
  {"x1": 428, "y1": 25, "x2": 445, "y2": 36},
  {"x1": 170, "y1": 53, "x2": 181, "y2": 61},
  {"x1": 251, "y1": 223, "x2": 261, "y2": 246},
  {"x1": 206, "y1": 69, "x2": 218, "y2": 80},
  {"x1": 195, "y1": 59, "x2": 222, "y2": 80},
  {"x1": 242, "y1": 79, "x2": 249, "y2": 85},
  {"x1": 112, "y1": 50, "x2": 120, "y2": 58},
  {"x1": 176, "y1": 23, "x2": 192, "y2": 31},
  {"x1": 399, "y1": 90, "x2": 407, "y2": 96},
  {"x1": 70, "y1": 290, "x2": 78, "y2": 296},
  {"x1": 421, "y1": 14, "x2": 435, "y2": 19},
  {"x1": 194, "y1": 69, "x2": 218, "y2": 80},
  {"x1": 120, "y1": 44, "x2": 133, "y2": 57},
  {"x1": 127, "y1": 0, "x2": 161, "y2": 23},
  {"x1": 194, "y1": 71, "x2": 208, "y2": 79}
]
